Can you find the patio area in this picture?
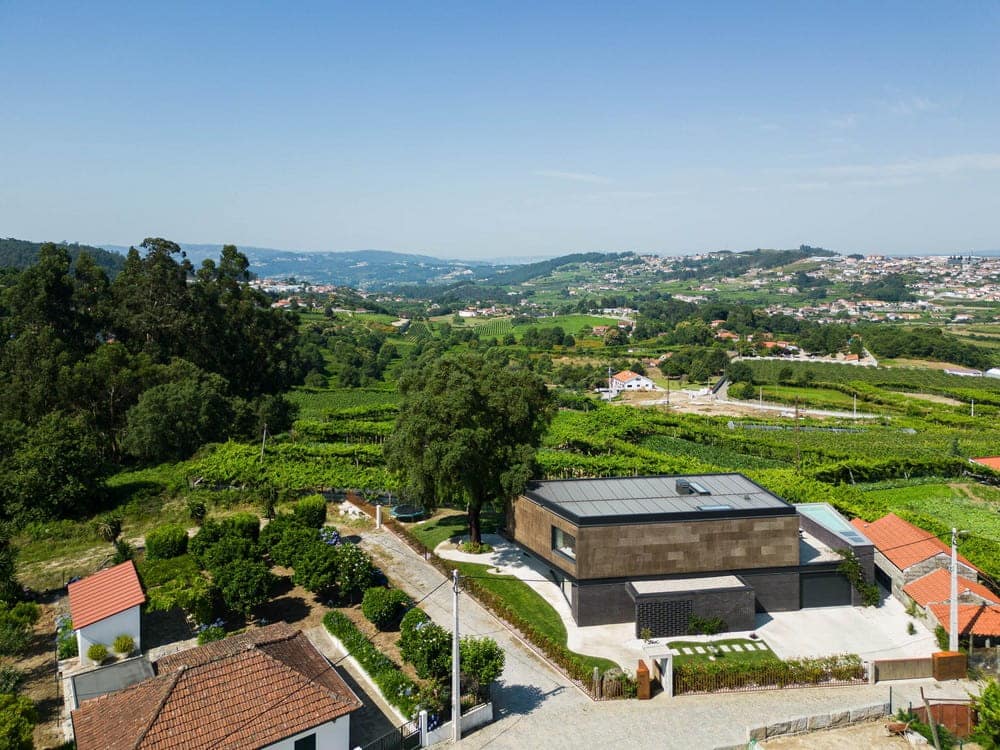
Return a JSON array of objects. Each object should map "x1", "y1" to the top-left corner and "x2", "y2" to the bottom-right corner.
[
  {"x1": 435, "y1": 535, "x2": 939, "y2": 672},
  {"x1": 435, "y1": 534, "x2": 641, "y2": 669},
  {"x1": 754, "y1": 591, "x2": 938, "y2": 662}
]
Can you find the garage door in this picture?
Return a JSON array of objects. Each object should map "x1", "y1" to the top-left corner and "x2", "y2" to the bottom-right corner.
[{"x1": 800, "y1": 572, "x2": 852, "y2": 608}]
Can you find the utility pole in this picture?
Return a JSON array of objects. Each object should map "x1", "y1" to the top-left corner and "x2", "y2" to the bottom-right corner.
[
  {"x1": 759, "y1": 386, "x2": 763, "y2": 407},
  {"x1": 950, "y1": 527, "x2": 958, "y2": 651},
  {"x1": 666, "y1": 374, "x2": 670, "y2": 406},
  {"x1": 794, "y1": 397, "x2": 801, "y2": 468},
  {"x1": 607, "y1": 366, "x2": 613, "y2": 399},
  {"x1": 259, "y1": 423, "x2": 268, "y2": 464},
  {"x1": 853, "y1": 393, "x2": 857, "y2": 419},
  {"x1": 452, "y1": 569, "x2": 461, "y2": 742},
  {"x1": 972, "y1": 399, "x2": 975, "y2": 418}
]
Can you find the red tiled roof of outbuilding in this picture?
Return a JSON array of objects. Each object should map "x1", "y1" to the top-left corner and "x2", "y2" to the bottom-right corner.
[{"x1": 68, "y1": 561, "x2": 145, "y2": 630}]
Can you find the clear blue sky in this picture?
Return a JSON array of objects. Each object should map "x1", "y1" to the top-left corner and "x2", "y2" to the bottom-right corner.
[{"x1": 2, "y1": 2, "x2": 998, "y2": 258}]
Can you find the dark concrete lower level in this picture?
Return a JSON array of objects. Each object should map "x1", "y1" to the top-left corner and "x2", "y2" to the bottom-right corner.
[{"x1": 549, "y1": 564, "x2": 851, "y2": 631}]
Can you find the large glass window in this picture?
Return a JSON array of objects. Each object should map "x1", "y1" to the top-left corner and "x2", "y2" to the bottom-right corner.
[{"x1": 552, "y1": 526, "x2": 576, "y2": 560}]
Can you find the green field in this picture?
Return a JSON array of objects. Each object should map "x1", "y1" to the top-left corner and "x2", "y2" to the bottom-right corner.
[{"x1": 512, "y1": 314, "x2": 621, "y2": 336}]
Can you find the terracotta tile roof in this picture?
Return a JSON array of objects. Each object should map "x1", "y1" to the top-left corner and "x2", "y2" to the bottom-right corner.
[
  {"x1": 850, "y1": 514, "x2": 975, "y2": 572},
  {"x1": 929, "y1": 604, "x2": 1000, "y2": 637},
  {"x1": 72, "y1": 624, "x2": 361, "y2": 750},
  {"x1": 68, "y1": 561, "x2": 145, "y2": 630},
  {"x1": 972, "y1": 456, "x2": 1000, "y2": 471},
  {"x1": 903, "y1": 569, "x2": 998, "y2": 608},
  {"x1": 612, "y1": 370, "x2": 640, "y2": 383}
]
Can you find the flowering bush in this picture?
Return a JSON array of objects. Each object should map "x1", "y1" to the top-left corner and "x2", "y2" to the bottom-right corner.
[
  {"x1": 196, "y1": 619, "x2": 227, "y2": 645},
  {"x1": 323, "y1": 611, "x2": 419, "y2": 717},
  {"x1": 319, "y1": 527, "x2": 341, "y2": 546},
  {"x1": 55, "y1": 615, "x2": 77, "y2": 659}
]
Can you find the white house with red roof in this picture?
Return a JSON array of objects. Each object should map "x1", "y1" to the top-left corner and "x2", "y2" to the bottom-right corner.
[
  {"x1": 68, "y1": 561, "x2": 146, "y2": 666},
  {"x1": 609, "y1": 369, "x2": 658, "y2": 396}
]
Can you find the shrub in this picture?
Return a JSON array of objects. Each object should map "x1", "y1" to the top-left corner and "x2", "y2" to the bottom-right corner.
[
  {"x1": 266, "y1": 521, "x2": 319, "y2": 568},
  {"x1": 361, "y1": 587, "x2": 410, "y2": 630},
  {"x1": 399, "y1": 617, "x2": 451, "y2": 680},
  {"x1": 323, "y1": 611, "x2": 419, "y2": 717},
  {"x1": 196, "y1": 619, "x2": 226, "y2": 645},
  {"x1": 221, "y1": 512, "x2": 260, "y2": 542},
  {"x1": 201, "y1": 535, "x2": 259, "y2": 574},
  {"x1": 112, "y1": 634, "x2": 135, "y2": 655},
  {"x1": 138, "y1": 554, "x2": 201, "y2": 588},
  {"x1": 112, "y1": 538, "x2": 135, "y2": 564},
  {"x1": 687, "y1": 615, "x2": 726, "y2": 635},
  {"x1": 188, "y1": 519, "x2": 226, "y2": 564},
  {"x1": 292, "y1": 541, "x2": 341, "y2": 595},
  {"x1": 907, "y1": 621, "x2": 917, "y2": 636},
  {"x1": 214, "y1": 559, "x2": 275, "y2": 616},
  {"x1": 334, "y1": 543, "x2": 375, "y2": 602},
  {"x1": 145, "y1": 524, "x2": 189, "y2": 560},
  {"x1": 936, "y1": 624, "x2": 950, "y2": 651},
  {"x1": 0, "y1": 664, "x2": 23, "y2": 694},
  {"x1": 55, "y1": 615, "x2": 77, "y2": 659},
  {"x1": 187, "y1": 498, "x2": 207, "y2": 524},
  {"x1": 294, "y1": 494, "x2": 328, "y2": 528},
  {"x1": 460, "y1": 636, "x2": 505, "y2": 693},
  {"x1": 0, "y1": 693, "x2": 35, "y2": 750},
  {"x1": 87, "y1": 643, "x2": 109, "y2": 663},
  {"x1": 93, "y1": 512, "x2": 123, "y2": 543}
]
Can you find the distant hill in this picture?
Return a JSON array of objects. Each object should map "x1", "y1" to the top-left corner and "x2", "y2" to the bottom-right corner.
[
  {"x1": 101, "y1": 244, "x2": 496, "y2": 289},
  {"x1": 0, "y1": 238, "x2": 125, "y2": 276}
]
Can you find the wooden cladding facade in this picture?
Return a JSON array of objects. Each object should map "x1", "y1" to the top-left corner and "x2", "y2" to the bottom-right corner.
[{"x1": 509, "y1": 494, "x2": 800, "y2": 581}]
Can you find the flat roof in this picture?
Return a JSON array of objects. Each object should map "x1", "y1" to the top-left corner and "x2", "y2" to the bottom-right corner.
[
  {"x1": 630, "y1": 575, "x2": 748, "y2": 596},
  {"x1": 522, "y1": 474, "x2": 794, "y2": 526},
  {"x1": 71, "y1": 656, "x2": 154, "y2": 709}
]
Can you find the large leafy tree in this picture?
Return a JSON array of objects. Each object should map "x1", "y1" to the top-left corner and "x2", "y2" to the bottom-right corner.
[{"x1": 385, "y1": 351, "x2": 552, "y2": 543}]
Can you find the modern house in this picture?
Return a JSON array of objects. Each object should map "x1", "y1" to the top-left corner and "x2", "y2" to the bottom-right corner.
[
  {"x1": 68, "y1": 561, "x2": 145, "y2": 666},
  {"x1": 849, "y1": 513, "x2": 979, "y2": 597},
  {"x1": 508, "y1": 474, "x2": 873, "y2": 636},
  {"x1": 71, "y1": 623, "x2": 362, "y2": 750},
  {"x1": 609, "y1": 370, "x2": 658, "y2": 396}
]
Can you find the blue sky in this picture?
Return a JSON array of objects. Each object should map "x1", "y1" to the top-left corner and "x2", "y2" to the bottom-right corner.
[{"x1": 1, "y1": 2, "x2": 998, "y2": 258}]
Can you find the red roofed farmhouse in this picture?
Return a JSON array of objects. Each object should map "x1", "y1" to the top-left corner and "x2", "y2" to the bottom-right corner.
[
  {"x1": 68, "y1": 561, "x2": 145, "y2": 666},
  {"x1": 71, "y1": 622, "x2": 361, "y2": 750},
  {"x1": 609, "y1": 369, "x2": 657, "y2": 396}
]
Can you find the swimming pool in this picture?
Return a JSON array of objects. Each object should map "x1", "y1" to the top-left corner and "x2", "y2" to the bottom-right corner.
[{"x1": 797, "y1": 503, "x2": 870, "y2": 545}]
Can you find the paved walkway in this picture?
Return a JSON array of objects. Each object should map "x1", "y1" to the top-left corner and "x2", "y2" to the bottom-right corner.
[
  {"x1": 435, "y1": 534, "x2": 640, "y2": 669},
  {"x1": 358, "y1": 527, "x2": 584, "y2": 727},
  {"x1": 361, "y1": 524, "x2": 980, "y2": 749}
]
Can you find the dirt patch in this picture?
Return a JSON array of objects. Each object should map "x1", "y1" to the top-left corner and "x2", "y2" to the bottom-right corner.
[
  {"x1": 759, "y1": 720, "x2": 911, "y2": 748},
  {"x1": 15, "y1": 599, "x2": 65, "y2": 749},
  {"x1": 897, "y1": 391, "x2": 964, "y2": 406}
]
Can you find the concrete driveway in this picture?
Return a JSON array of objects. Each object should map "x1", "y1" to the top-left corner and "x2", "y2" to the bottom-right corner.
[{"x1": 755, "y1": 593, "x2": 937, "y2": 661}]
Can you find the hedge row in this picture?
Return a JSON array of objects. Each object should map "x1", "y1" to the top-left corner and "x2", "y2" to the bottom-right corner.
[
  {"x1": 322, "y1": 610, "x2": 419, "y2": 717},
  {"x1": 673, "y1": 654, "x2": 865, "y2": 695}
]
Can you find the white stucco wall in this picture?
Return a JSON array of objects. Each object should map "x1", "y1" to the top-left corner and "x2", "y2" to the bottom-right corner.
[
  {"x1": 76, "y1": 605, "x2": 141, "y2": 666},
  {"x1": 260, "y1": 717, "x2": 348, "y2": 750}
]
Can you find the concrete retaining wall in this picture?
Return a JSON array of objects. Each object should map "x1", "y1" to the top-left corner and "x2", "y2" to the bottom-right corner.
[{"x1": 743, "y1": 701, "x2": 890, "y2": 743}]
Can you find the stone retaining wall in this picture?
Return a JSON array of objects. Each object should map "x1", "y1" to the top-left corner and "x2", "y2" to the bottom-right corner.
[{"x1": 740, "y1": 701, "x2": 890, "y2": 743}]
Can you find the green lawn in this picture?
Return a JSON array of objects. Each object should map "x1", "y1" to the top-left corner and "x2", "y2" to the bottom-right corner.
[
  {"x1": 408, "y1": 510, "x2": 618, "y2": 673},
  {"x1": 667, "y1": 638, "x2": 778, "y2": 667}
]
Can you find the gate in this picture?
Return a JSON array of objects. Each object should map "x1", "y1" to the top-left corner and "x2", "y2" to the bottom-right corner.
[
  {"x1": 915, "y1": 700, "x2": 976, "y2": 739},
  {"x1": 359, "y1": 719, "x2": 420, "y2": 750}
]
